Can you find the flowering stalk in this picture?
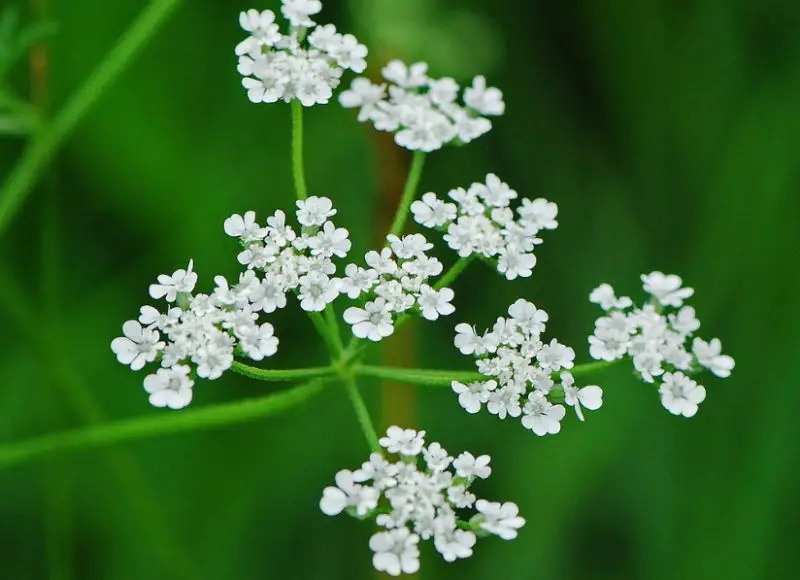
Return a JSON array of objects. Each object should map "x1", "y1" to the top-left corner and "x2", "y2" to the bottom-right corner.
[
  {"x1": 434, "y1": 256, "x2": 474, "y2": 290},
  {"x1": 342, "y1": 373, "x2": 380, "y2": 452},
  {"x1": 387, "y1": 150, "x2": 426, "y2": 238},
  {"x1": 353, "y1": 360, "x2": 619, "y2": 387},
  {"x1": 290, "y1": 99, "x2": 308, "y2": 200},
  {"x1": 230, "y1": 361, "x2": 336, "y2": 382}
]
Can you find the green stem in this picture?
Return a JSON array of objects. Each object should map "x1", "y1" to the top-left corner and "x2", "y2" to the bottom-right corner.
[
  {"x1": 324, "y1": 305, "x2": 344, "y2": 354},
  {"x1": 342, "y1": 374, "x2": 380, "y2": 452},
  {"x1": 387, "y1": 150, "x2": 426, "y2": 238},
  {"x1": 0, "y1": 378, "x2": 328, "y2": 471},
  {"x1": 307, "y1": 310, "x2": 340, "y2": 356},
  {"x1": 230, "y1": 361, "x2": 336, "y2": 382},
  {"x1": 355, "y1": 365, "x2": 481, "y2": 386},
  {"x1": 355, "y1": 359, "x2": 620, "y2": 387},
  {"x1": 291, "y1": 99, "x2": 308, "y2": 200},
  {"x1": 435, "y1": 256, "x2": 474, "y2": 290},
  {"x1": 0, "y1": 0, "x2": 183, "y2": 237}
]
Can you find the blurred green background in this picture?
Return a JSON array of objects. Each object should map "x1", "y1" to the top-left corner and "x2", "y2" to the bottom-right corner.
[{"x1": 1, "y1": 0, "x2": 799, "y2": 578}]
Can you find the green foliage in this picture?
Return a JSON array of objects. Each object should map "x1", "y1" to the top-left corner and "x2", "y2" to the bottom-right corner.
[{"x1": 0, "y1": 0, "x2": 798, "y2": 579}]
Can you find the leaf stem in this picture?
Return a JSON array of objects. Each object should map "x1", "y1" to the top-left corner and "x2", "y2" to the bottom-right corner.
[
  {"x1": 387, "y1": 150, "x2": 426, "y2": 238},
  {"x1": 0, "y1": 378, "x2": 328, "y2": 471},
  {"x1": 0, "y1": 0, "x2": 183, "y2": 237},
  {"x1": 291, "y1": 99, "x2": 308, "y2": 200}
]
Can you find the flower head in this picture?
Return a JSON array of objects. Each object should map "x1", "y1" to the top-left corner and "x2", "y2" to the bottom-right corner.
[
  {"x1": 588, "y1": 274, "x2": 734, "y2": 417},
  {"x1": 237, "y1": 1, "x2": 367, "y2": 107},
  {"x1": 340, "y1": 60, "x2": 504, "y2": 151},
  {"x1": 321, "y1": 427, "x2": 524, "y2": 575}
]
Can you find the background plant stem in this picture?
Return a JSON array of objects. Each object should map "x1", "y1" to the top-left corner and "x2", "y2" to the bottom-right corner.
[{"x1": 0, "y1": 0, "x2": 183, "y2": 237}]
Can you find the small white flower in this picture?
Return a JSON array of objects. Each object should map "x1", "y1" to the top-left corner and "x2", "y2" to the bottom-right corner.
[
  {"x1": 422, "y1": 442, "x2": 453, "y2": 472},
  {"x1": 223, "y1": 211, "x2": 265, "y2": 241},
  {"x1": 149, "y1": 260, "x2": 198, "y2": 302},
  {"x1": 434, "y1": 529, "x2": 476, "y2": 562},
  {"x1": 111, "y1": 320, "x2": 164, "y2": 371},
  {"x1": 379, "y1": 426, "x2": 426, "y2": 456},
  {"x1": 382, "y1": 60, "x2": 428, "y2": 88},
  {"x1": 560, "y1": 372, "x2": 603, "y2": 421},
  {"x1": 453, "y1": 323, "x2": 497, "y2": 356},
  {"x1": 521, "y1": 391, "x2": 566, "y2": 436},
  {"x1": 340, "y1": 263, "x2": 378, "y2": 299},
  {"x1": 143, "y1": 365, "x2": 194, "y2": 410},
  {"x1": 369, "y1": 528, "x2": 420, "y2": 577},
  {"x1": 691, "y1": 337, "x2": 734, "y2": 378},
  {"x1": 659, "y1": 371, "x2": 706, "y2": 417},
  {"x1": 410, "y1": 192, "x2": 457, "y2": 228},
  {"x1": 589, "y1": 283, "x2": 633, "y2": 311},
  {"x1": 297, "y1": 271, "x2": 340, "y2": 312},
  {"x1": 416, "y1": 286, "x2": 455, "y2": 321},
  {"x1": 307, "y1": 221, "x2": 351, "y2": 258},
  {"x1": 339, "y1": 77, "x2": 385, "y2": 120},
  {"x1": 248, "y1": 274, "x2": 288, "y2": 313},
  {"x1": 463, "y1": 75, "x2": 505, "y2": 116},
  {"x1": 353, "y1": 453, "x2": 398, "y2": 490},
  {"x1": 281, "y1": 0, "x2": 322, "y2": 28},
  {"x1": 517, "y1": 198, "x2": 559, "y2": 231},
  {"x1": 497, "y1": 248, "x2": 536, "y2": 280},
  {"x1": 296, "y1": 196, "x2": 336, "y2": 227},
  {"x1": 320, "y1": 469, "x2": 379, "y2": 517},
  {"x1": 386, "y1": 233, "x2": 432, "y2": 260},
  {"x1": 669, "y1": 306, "x2": 701, "y2": 335},
  {"x1": 451, "y1": 380, "x2": 496, "y2": 414},
  {"x1": 470, "y1": 173, "x2": 516, "y2": 208},
  {"x1": 239, "y1": 322, "x2": 279, "y2": 361},
  {"x1": 475, "y1": 500, "x2": 525, "y2": 540},
  {"x1": 536, "y1": 338, "x2": 575, "y2": 371},
  {"x1": 641, "y1": 271, "x2": 694, "y2": 307},
  {"x1": 507, "y1": 299, "x2": 548, "y2": 336},
  {"x1": 452, "y1": 451, "x2": 491, "y2": 480},
  {"x1": 235, "y1": 9, "x2": 281, "y2": 56},
  {"x1": 344, "y1": 298, "x2": 394, "y2": 341},
  {"x1": 365, "y1": 247, "x2": 398, "y2": 276},
  {"x1": 486, "y1": 386, "x2": 523, "y2": 420}
]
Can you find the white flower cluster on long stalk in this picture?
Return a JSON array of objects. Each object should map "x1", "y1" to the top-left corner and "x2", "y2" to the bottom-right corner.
[
  {"x1": 411, "y1": 174, "x2": 558, "y2": 280},
  {"x1": 320, "y1": 426, "x2": 524, "y2": 576},
  {"x1": 453, "y1": 299, "x2": 603, "y2": 435},
  {"x1": 110, "y1": 258, "x2": 279, "y2": 410},
  {"x1": 589, "y1": 272, "x2": 735, "y2": 417},
  {"x1": 111, "y1": 196, "x2": 351, "y2": 408},
  {"x1": 236, "y1": 1, "x2": 368, "y2": 106},
  {"x1": 339, "y1": 62, "x2": 505, "y2": 151}
]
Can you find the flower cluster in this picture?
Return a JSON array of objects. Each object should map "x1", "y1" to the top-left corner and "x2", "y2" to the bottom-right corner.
[
  {"x1": 589, "y1": 272, "x2": 735, "y2": 417},
  {"x1": 452, "y1": 300, "x2": 603, "y2": 435},
  {"x1": 411, "y1": 174, "x2": 558, "y2": 280},
  {"x1": 339, "y1": 61, "x2": 504, "y2": 152},
  {"x1": 340, "y1": 233, "x2": 455, "y2": 341},
  {"x1": 225, "y1": 197, "x2": 351, "y2": 314},
  {"x1": 111, "y1": 196, "x2": 354, "y2": 409},
  {"x1": 236, "y1": 2, "x2": 368, "y2": 106},
  {"x1": 110, "y1": 260, "x2": 279, "y2": 410},
  {"x1": 320, "y1": 426, "x2": 525, "y2": 576}
]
